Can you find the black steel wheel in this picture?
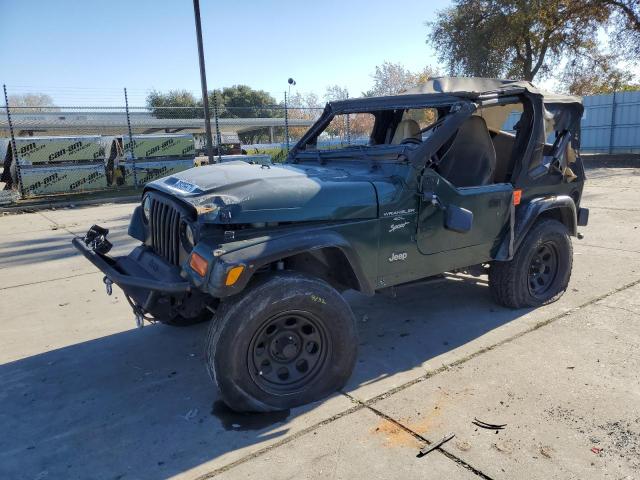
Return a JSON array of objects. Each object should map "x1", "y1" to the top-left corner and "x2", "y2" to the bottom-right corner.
[
  {"x1": 248, "y1": 311, "x2": 329, "y2": 394},
  {"x1": 490, "y1": 218, "x2": 573, "y2": 308},
  {"x1": 205, "y1": 271, "x2": 358, "y2": 412},
  {"x1": 527, "y1": 243, "x2": 559, "y2": 299}
]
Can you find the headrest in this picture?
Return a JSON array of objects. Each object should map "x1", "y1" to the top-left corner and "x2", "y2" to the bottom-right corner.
[{"x1": 391, "y1": 119, "x2": 421, "y2": 144}]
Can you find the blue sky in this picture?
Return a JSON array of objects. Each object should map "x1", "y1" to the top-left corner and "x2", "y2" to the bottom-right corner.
[{"x1": 1, "y1": 0, "x2": 450, "y2": 106}]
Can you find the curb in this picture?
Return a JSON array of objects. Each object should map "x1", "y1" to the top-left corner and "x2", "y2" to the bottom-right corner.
[{"x1": 0, "y1": 193, "x2": 141, "y2": 214}]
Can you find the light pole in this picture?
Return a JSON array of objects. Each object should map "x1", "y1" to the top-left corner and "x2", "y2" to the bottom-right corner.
[
  {"x1": 193, "y1": 0, "x2": 214, "y2": 164},
  {"x1": 288, "y1": 77, "x2": 296, "y2": 97},
  {"x1": 284, "y1": 78, "x2": 296, "y2": 153}
]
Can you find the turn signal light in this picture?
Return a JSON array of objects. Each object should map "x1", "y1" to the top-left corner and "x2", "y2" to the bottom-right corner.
[
  {"x1": 513, "y1": 189, "x2": 522, "y2": 206},
  {"x1": 225, "y1": 265, "x2": 245, "y2": 286},
  {"x1": 189, "y1": 252, "x2": 209, "y2": 277}
]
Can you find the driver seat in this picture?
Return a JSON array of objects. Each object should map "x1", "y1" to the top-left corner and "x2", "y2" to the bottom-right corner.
[
  {"x1": 391, "y1": 119, "x2": 421, "y2": 144},
  {"x1": 436, "y1": 116, "x2": 496, "y2": 187}
]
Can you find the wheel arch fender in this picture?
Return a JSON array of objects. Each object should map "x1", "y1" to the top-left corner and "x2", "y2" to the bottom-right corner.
[
  {"x1": 209, "y1": 230, "x2": 375, "y2": 297},
  {"x1": 495, "y1": 195, "x2": 577, "y2": 261}
]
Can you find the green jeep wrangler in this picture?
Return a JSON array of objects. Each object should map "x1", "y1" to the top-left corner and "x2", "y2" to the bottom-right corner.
[{"x1": 74, "y1": 77, "x2": 589, "y2": 412}]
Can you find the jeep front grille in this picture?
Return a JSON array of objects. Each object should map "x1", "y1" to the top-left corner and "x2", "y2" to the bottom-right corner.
[{"x1": 149, "y1": 197, "x2": 181, "y2": 265}]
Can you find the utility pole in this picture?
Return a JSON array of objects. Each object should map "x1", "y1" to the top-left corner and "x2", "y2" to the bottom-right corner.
[{"x1": 193, "y1": 0, "x2": 214, "y2": 164}]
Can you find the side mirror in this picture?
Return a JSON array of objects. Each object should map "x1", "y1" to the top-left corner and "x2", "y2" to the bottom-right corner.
[{"x1": 445, "y1": 205, "x2": 473, "y2": 233}]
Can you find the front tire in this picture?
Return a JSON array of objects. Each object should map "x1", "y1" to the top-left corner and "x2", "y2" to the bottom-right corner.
[
  {"x1": 205, "y1": 272, "x2": 358, "y2": 412},
  {"x1": 489, "y1": 218, "x2": 573, "y2": 308}
]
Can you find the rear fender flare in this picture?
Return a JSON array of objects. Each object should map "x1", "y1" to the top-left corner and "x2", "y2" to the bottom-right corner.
[
  {"x1": 209, "y1": 230, "x2": 374, "y2": 297},
  {"x1": 495, "y1": 195, "x2": 577, "y2": 261}
]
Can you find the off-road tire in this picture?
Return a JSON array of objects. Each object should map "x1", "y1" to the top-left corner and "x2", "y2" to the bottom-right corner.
[
  {"x1": 205, "y1": 271, "x2": 358, "y2": 412},
  {"x1": 489, "y1": 218, "x2": 573, "y2": 308}
]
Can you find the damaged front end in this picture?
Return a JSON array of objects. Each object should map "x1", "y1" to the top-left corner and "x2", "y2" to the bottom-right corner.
[
  {"x1": 72, "y1": 192, "x2": 219, "y2": 327},
  {"x1": 73, "y1": 227, "x2": 213, "y2": 327}
]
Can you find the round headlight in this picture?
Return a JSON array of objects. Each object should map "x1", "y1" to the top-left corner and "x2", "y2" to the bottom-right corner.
[
  {"x1": 181, "y1": 222, "x2": 195, "y2": 252},
  {"x1": 185, "y1": 223, "x2": 195, "y2": 247},
  {"x1": 142, "y1": 195, "x2": 152, "y2": 222}
]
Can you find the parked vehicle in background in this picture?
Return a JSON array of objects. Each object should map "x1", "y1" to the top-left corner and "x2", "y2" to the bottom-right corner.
[
  {"x1": 193, "y1": 132, "x2": 244, "y2": 156},
  {"x1": 74, "y1": 77, "x2": 589, "y2": 412}
]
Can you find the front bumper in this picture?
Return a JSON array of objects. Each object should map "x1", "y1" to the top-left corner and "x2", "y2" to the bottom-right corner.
[
  {"x1": 74, "y1": 222, "x2": 252, "y2": 316},
  {"x1": 72, "y1": 237, "x2": 191, "y2": 294},
  {"x1": 72, "y1": 225, "x2": 195, "y2": 324}
]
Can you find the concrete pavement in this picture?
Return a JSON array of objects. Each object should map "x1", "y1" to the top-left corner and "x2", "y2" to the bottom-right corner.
[{"x1": 0, "y1": 165, "x2": 638, "y2": 479}]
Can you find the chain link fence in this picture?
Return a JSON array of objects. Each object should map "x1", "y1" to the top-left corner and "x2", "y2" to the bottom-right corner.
[
  {"x1": 4, "y1": 83, "x2": 640, "y2": 204},
  {"x1": 0, "y1": 85, "x2": 330, "y2": 202}
]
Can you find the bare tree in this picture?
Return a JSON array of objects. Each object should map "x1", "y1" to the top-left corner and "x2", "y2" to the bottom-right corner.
[
  {"x1": 286, "y1": 92, "x2": 323, "y2": 138},
  {"x1": 324, "y1": 85, "x2": 350, "y2": 102},
  {"x1": 7, "y1": 93, "x2": 58, "y2": 112},
  {"x1": 364, "y1": 62, "x2": 439, "y2": 96}
]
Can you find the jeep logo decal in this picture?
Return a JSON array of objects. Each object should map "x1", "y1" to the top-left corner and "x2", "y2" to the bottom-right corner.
[{"x1": 388, "y1": 252, "x2": 408, "y2": 262}]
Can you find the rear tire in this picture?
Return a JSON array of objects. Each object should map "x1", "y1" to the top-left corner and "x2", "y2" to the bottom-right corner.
[
  {"x1": 205, "y1": 271, "x2": 358, "y2": 412},
  {"x1": 489, "y1": 218, "x2": 573, "y2": 308}
]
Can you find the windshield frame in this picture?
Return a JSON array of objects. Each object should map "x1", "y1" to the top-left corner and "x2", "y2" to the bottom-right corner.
[{"x1": 288, "y1": 94, "x2": 472, "y2": 161}]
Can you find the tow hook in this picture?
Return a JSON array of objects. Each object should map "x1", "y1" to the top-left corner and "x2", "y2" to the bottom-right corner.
[{"x1": 103, "y1": 276, "x2": 113, "y2": 296}]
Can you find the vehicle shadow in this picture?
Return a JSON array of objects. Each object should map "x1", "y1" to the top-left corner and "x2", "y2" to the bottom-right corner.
[
  {"x1": 0, "y1": 273, "x2": 530, "y2": 479},
  {"x1": 0, "y1": 228, "x2": 136, "y2": 268},
  {"x1": 344, "y1": 275, "x2": 531, "y2": 392}
]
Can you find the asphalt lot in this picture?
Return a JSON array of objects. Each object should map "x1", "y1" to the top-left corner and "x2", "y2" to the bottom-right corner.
[{"x1": 0, "y1": 165, "x2": 639, "y2": 479}]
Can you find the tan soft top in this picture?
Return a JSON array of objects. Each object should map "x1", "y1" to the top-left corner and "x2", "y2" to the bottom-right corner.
[{"x1": 402, "y1": 77, "x2": 582, "y2": 105}]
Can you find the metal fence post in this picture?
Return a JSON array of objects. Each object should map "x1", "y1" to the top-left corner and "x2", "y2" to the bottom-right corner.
[
  {"x1": 345, "y1": 92, "x2": 351, "y2": 145},
  {"x1": 124, "y1": 87, "x2": 137, "y2": 187},
  {"x1": 3, "y1": 84, "x2": 24, "y2": 198},
  {"x1": 608, "y1": 90, "x2": 617, "y2": 154},
  {"x1": 212, "y1": 91, "x2": 222, "y2": 162},
  {"x1": 284, "y1": 91, "x2": 290, "y2": 154}
]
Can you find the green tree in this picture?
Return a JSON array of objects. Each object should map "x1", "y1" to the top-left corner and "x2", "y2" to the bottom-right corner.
[
  {"x1": 147, "y1": 86, "x2": 281, "y2": 143},
  {"x1": 212, "y1": 85, "x2": 278, "y2": 119},
  {"x1": 602, "y1": 0, "x2": 640, "y2": 56},
  {"x1": 427, "y1": 0, "x2": 640, "y2": 82},
  {"x1": 216, "y1": 85, "x2": 278, "y2": 143},
  {"x1": 147, "y1": 85, "x2": 278, "y2": 119},
  {"x1": 428, "y1": 0, "x2": 611, "y2": 81},
  {"x1": 146, "y1": 89, "x2": 201, "y2": 118},
  {"x1": 562, "y1": 50, "x2": 639, "y2": 95}
]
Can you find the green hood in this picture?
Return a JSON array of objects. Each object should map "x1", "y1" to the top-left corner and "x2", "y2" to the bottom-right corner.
[{"x1": 147, "y1": 160, "x2": 378, "y2": 224}]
